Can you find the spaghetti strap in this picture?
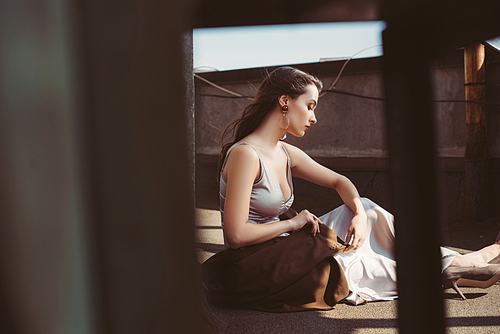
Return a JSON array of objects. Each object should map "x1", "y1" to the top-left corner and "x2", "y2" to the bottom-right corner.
[{"x1": 279, "y1": 142, "x2": 291, "y2": 162}]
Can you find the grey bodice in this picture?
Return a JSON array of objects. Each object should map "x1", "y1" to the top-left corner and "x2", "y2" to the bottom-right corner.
[{"x1": 219, "y1": 142, "x2": 294, "y2": 228}]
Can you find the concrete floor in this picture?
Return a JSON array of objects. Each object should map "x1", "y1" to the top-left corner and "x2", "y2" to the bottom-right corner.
[{"x1": 195, "y1": 208, "x2": 500, "y2": 333}]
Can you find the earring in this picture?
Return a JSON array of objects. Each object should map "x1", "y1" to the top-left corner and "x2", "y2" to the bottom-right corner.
[{"x1": 280, "y1": 105, "x2": 289, "y2": 130}]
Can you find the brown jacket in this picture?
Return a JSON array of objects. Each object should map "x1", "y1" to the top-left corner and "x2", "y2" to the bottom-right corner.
[{"x1": 201, "y1": 224, "x2": 349, "y2": 312}]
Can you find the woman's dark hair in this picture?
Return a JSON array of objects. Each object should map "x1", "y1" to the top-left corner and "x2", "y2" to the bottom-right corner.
[{"x1": 218, "y1": 66, "x2": 322, "y2": 176}]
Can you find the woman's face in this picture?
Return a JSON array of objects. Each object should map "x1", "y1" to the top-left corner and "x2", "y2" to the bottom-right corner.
[{"x1": 286, "y1": 84, "x2": 319, "y2": 137}]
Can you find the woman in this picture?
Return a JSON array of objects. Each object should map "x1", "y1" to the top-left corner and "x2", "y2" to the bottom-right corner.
[{"x1": 201, "y1": 66, "x2": 500, "y2": 310}]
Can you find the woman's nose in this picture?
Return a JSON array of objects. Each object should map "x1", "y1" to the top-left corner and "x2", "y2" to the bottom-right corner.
[{"x1": 310, "y1": 111, "x2": 317, "y2": 124}]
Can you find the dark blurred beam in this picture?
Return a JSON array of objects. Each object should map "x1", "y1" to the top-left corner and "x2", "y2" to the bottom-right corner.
[
  {"x1": 382, "y1": 0, "x2": 500, "y2": 56},
  {"x1": 381, "y1": 0, "x2": 500, "y2": 332},
  {"x1": 194, "y1": 0, "x2": 381, "y2": 29},
  {"x1": 382, "y1": 27, "x2": 446, "y2": 333},
  {"x1": 79, "y1": 0, "x2": 201, "y2": 333}
]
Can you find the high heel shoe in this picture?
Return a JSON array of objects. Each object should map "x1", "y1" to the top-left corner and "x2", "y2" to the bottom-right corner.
[{"x1": 442, "y1": 264, "x2": 500, "y2": 300}]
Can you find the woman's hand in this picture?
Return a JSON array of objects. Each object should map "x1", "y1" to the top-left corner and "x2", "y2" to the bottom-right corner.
[
  {"x1": 343, "y1": 212, "x2": 367, "y2": 253},
  {"x1": 289, "y1": 209, "x2": 322, "y2": 236}
]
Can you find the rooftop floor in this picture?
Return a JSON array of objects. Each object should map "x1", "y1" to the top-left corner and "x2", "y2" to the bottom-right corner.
[{"x1": 196, "y1": 207, "x2": 500, "y2": 333}]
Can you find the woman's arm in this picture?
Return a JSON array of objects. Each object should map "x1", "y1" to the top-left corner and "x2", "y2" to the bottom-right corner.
[
  {"x1": 222, "y1": 145, "x2": 321, "y2": 249},
  {"x1": 282, "y1": 143, "x2": 367, "y2": 252}
]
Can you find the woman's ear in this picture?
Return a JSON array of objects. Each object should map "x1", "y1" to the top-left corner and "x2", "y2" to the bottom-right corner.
[{"x1": 278, "y1": 94, "x2": 288, "y2": 107}]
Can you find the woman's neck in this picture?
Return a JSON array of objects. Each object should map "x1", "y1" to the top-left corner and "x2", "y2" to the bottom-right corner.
[{"x1": 245, "y1": 110, "x2": 286, "y2": 151}]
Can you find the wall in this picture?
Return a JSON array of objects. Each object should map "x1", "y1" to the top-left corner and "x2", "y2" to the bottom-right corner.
[{"x1": 195, "y1": 49, "x2": 500, "y2": 223}]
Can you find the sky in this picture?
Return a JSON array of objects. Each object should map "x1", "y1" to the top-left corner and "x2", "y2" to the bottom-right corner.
[{"x1": 193, "y1": 21, "x2": 386, "y2": 72}]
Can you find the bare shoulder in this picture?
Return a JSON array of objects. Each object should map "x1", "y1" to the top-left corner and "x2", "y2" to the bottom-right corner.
[
  {"x1": 223, "y1": 144, "x2": 260, "y2": 179},
  {"x1": 225, "y1": 144, "x2": 259, "y2": 165},
  {"x1": 280, "y1": 142, "x2": 310, "y2": 167}
]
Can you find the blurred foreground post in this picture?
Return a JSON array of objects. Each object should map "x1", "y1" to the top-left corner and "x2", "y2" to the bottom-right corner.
[
  {"x1": 382, "y1": 27, "x2": 446, "y2": 333},
  {"x1": 0, "y1": 0, "x2": 202, "y2": 333}
]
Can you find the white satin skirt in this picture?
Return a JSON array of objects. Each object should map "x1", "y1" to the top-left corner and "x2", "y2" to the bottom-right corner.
[{"x1": 319, "y1": 198, "x2": 458, "y2": 305}]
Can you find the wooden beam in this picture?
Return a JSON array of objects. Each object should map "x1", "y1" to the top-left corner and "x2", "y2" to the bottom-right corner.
[
  {"x1": 465, "y1": 43, "x2": 487, "y2": 161},
  {"x1": 464, "y1": 43, "x2": 489, "y2": 220}
]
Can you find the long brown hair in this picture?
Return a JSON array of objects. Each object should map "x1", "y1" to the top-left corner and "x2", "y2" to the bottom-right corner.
[{"x1": 218, "y1": 66, "x2": 322, "y2": 176}]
